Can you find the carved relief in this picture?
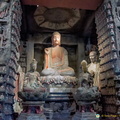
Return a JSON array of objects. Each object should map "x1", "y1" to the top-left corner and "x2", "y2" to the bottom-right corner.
[
  {"x1": 95, "y1": 0, "x2": 120, "y2": 115},
  {"x1": 34, "y1": 7, "x2": 80, "y2": 30},
  {"x1": 0, "y1": 0, "x2": 22, "y2": 119},
  {"x1": 0, "y1": 2, "x2": 9, "y2": 18}
]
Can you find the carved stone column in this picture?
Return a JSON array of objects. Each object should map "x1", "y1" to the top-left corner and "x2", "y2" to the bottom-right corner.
[
  {"x1": 0, "y1": 0, "x2": 22, "y2": 119},
  {"x1": 95, "y1": 0, "x2": 120, "y2": 119}
]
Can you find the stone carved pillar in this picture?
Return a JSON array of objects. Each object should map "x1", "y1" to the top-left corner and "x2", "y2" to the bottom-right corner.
[
  {"x1": 95, "y1": 0, "x2": 120, "y2": 118},
  {"x1": 0, "y1": 0, "x2": 22, "y2": 119}
]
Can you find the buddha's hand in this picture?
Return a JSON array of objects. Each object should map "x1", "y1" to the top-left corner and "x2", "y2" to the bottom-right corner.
[{"x1": 45, "y1": 48, "x2": 50, "y2": 54}]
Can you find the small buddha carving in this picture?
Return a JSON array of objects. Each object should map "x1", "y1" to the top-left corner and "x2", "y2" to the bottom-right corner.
[
  {"x1": 74, "y1": 60, "x2": 100, "y2": 112},
  {"x1": 23, "y1": 59, "x2": 44, "y2": 92},
  {"x1": 79, "y1": 60, "x2": 93, "y2": 86},
  {"x1": 41, "y1": 32, "x2": 75, "y2": 76}
]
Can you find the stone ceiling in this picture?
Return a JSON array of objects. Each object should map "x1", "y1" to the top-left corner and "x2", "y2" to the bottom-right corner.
[
  {"x1": 21, "y1": 6, "x2": 96, "y2": 37},
  {"x1": 20, "y1": 0, "x2": 103, "y2": 38},
  {"x1": 34, "y1": 7, "x2": 81, "y2": 30}
]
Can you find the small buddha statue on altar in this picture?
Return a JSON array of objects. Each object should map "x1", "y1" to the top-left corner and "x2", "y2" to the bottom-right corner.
[
  {"x1": 79, "y1": 60, "x2": 93, "y2": 87},
  {"x1": 23, "y1": 59, "x2": 45, "y2": 92},
  {"x1": 18, "y1": 59, "x2": 48, "y2": 119},
  {"x1": 73, "y1": 60, "x2": 100, "y2": 113},
  {"x1": 41, "y1": 31, "x2": 75, "y2": 76}
]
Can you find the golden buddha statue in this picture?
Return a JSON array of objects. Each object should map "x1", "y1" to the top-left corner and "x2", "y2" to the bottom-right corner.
[{"x1": 41, "y1": 32, "x2": 75, "y2": 76}]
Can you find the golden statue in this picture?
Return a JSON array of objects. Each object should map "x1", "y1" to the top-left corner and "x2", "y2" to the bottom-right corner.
[{"x1": 41, "y1": 32, "x2": 75, "y2": 76}]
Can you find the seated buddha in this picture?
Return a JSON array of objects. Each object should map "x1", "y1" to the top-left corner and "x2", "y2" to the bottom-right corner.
[
  {"x1": 41, "y1": 32, "x2": 75, "y2": 76},
  {"x1": 23, "y1": 59, "x2": 45, "y2": 92}
]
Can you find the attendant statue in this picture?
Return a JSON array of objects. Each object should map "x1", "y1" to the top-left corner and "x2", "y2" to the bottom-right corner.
[
  {"x1": 23, "y1": 59, "x2": 44, "y2": 92},
  {"x1": 79, "y1": 60, "x2": 93, "y2": 87},
  {"x1": 87, "y1": 51, "x2": 100, "y2": 88},
  {"x1": 41, "y1": 31, "x2": 75, "y2": 76},
  {"x1": 18, "y1": 59, "x2": 48, "y2": 119},
  {"x1": 74, "y1": 60, "x2": 100, "y2": 112}
]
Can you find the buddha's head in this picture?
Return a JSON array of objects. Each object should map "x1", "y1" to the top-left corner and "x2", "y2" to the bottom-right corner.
[
  {"x1": 89, "y1": 51, "x2": 97, "y2": 63},
  {"x1": 81, "y1": 60, "x2": 88, "y2": 73},
  {"x1": 30, "y1": 59, "x2": 37, "y2": 71},
  {"x1": 52, "y1": 31, "x2": 61, "y2": 46}
]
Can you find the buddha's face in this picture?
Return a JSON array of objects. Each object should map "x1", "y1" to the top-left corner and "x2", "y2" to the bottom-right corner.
[
  {"x1": 52, "y1": 34, "x2": 61, "y2": 46},
  {"x1": 89, "y1": 52, "x2": 97, "y2": 63},
  {"x1": 31, "y1": 63, "x2": 37, "y2": 71}
]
